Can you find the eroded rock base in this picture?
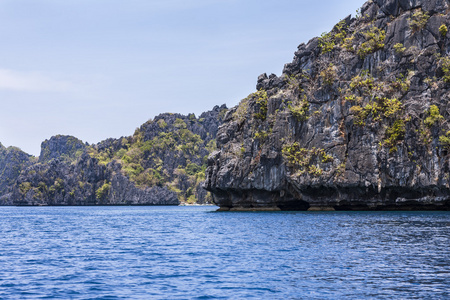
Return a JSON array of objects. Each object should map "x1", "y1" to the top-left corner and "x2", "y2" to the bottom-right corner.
[{"x1": 212, "y1": 188, "x2": 450, "y2": 211}]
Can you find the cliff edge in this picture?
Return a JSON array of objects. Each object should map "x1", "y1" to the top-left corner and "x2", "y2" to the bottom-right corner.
[
  {"x1": 204, "y1": 0, "x2": 450, "y2": 211},
  {"x1": 0, "y1": 105, "x2": 227, "y2": 206}
]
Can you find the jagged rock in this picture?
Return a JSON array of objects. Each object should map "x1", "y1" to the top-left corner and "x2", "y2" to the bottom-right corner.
[
  {"x1": 39, "y1": 135, "x2": 86, "y2": 162},
  {"x1": 108, "y1": 167, "x2": 178, "y2": 205},
  {"x1": 0, "y1": 144, "x2": 33, "y2": 204},
  {"x1": 0, "y1": 105, "x2": 226, "y2": 206},
  {"x1": 204, "y1": 0, "x2": 450, "y2": 211}
]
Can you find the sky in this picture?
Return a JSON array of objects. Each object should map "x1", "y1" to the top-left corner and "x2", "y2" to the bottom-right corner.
[{"x1": 0, "y1": 0, "x2": 364, "y2": 156}]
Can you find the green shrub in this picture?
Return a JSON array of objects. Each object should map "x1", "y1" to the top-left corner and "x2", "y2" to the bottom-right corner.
[
  {"x1": 19, "y1": 182, "x2": 32, "y2": 195},
  {"x1": 253, "y1": 131, "x2": 268, "y2": 141},
  {"x1": 282, "y1": 143, "x2": 309, "y2": 167},
  {"x1": 135, "y1": 169, "x2": 163, "y2": 187},
  {"x1": 349, "y1": 70, "x2": 375, "y2": 91},
  {"x1": 286, "y1": 74, "x2": 302, "y2": 91},
  {"x1": 424, "y1": 105, "x2": 444, "y2": 127},
  {"x1": 409, "y1": 9, "x2": 430, "y2": 32},
  {"x1": 439, "y1": 56, "x2": 450, "y2": 83},
  {"x1": 115, "y1": 148, "x2": 127, "y2": 159},
  {"x1": 54, "y1": 178, "x2": 64, "y2": 190},
  {"x1": 344, "y1": 95, "x2": 360, "y2": 102},
  {"x1": 350, "y1": 105, "x2": 369, "y2": 126},
  {"x1": 380, "y1": 97, "x2": 402, "y2": 118},
  {"x1": 357, "y1": 26, "x2": 386, "y2": 58},
  {"x1": 157, "y1": 119, "x2": 167, "y2": 129},
  {"x1": 282, "y1": 143, "x2": 332, "y2": 176},
  {"x1": 188, "y1": 113, "x2": 196, "y2": 122},
  {"x1": 38, "y1": 182, "x2": 48, "y2": 192},
  {"x1": 288, "y1": 95, "x2": 310, "y2": 121},
  {"x1": 318, "y1": 20, "x2": 347, "y2": 54},
  {"x1": 384, "y1": 119, "x2": 406, "y2": 148},
  {"x1": 185, "y1": 163, "x2": 201, "y2": 176},
  {"x1": 124, "y1": 163, "x2": 145, "y2": 178},
  {"x1": 319, "y1": 31, "x2": 336, "y2": 54},
  {"x1": 320, "y1": 64, "x2": 337, "y2": 86},
  {"x1": 347, "y1": 70, "x2": 407, "y2": 127},
  {"x1": 206, "y1": 139, "x2": 217, "y2": 153},
  {"x1": 343, "y1": 35, "x2": 355, "y2": 51},
  {"x1": 74, "y1": 149, "x2": 84, "y2": 160},
  {"x1": 394, "y1": 43, "x2": 406, "y2": 54},
  {"x1": 333, "y1": 20, "x2": 347, "y2": 43},
  {"x1": 96, "y1": 181, "x2": 111, "y2": 200},
  {"x1": 350, "y1": 97, "x2": 402, "y2": 126},
  {"x1": 439, "y1": 131, "x2": 450, "y2": 149},
  {"x1": 439, "y1": 24, "x2": 448, "y2": 37},
  {"x1": 321, "y1": 153, "x2": 333, "y2": 163},
  {"x1": 254, "y1": 90, "x2": 268, "y2": 120},
  {"x1": 174, "y1": 118, "x2": 187, "y2": 129},
  {"x1": 308, "y1": 165, "x2": 323, "y2": 177},
  {"x1": 391, "y1": 75, "x2": 410, "y2": 93}
]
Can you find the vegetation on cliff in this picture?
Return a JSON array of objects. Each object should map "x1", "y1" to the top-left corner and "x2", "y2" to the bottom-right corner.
[
  {"x1": 0, "y1": 144, "x2": 33, "y2": 203},
  {"x1": 0, "y1": 105, "x2": 227, "y2": 205},
  {"x1": 205, "y1": 0, "x2": 450, "y2": 211}
]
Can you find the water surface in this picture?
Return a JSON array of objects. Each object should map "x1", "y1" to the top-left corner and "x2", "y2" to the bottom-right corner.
[{"x1": 0, "y1": 206, "x2": 448, "y2": 299}]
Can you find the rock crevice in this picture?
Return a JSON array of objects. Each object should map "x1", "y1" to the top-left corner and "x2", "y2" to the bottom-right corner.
[{"x1": 204, "y1": 0, "x2": 450, "y2": 211}]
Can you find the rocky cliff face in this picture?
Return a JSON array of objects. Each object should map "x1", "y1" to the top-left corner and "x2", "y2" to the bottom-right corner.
[
  {"x1": 204, "y1": 0, "x2": 450, "y2": 211},
  {"x1": 39, "y1": 135, "x2": 86, "y2": 163},
  {"x1": 0, "y1": 105, "x2": 227, "y2": 206},
  {"x1": 9, "y1": 152, "x2": 178, "y2": 206},
  {"x1": 0, "y1": 144, "x2": 33, "y2": 204}
]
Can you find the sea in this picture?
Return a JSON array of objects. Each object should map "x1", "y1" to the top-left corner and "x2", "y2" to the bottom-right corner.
[{"x1": 0, "y1": 206, "x2": 448, "y2": 299}]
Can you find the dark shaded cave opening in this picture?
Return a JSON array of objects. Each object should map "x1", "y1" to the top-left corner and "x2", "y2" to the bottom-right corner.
[{"x1": 277, "y1": 199, "x2": 310, "y2": 211}]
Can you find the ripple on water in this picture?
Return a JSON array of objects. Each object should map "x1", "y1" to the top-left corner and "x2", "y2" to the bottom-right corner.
[{"x1": 0, "y1": 207, "x2": 448, "y2": 299}]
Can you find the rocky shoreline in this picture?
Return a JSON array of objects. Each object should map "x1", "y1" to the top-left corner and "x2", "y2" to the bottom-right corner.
[
  {"x1": 204, "y1": 0, "x2": 450, "y2": 211},
  {"x1": 0, "y1": 105, "x2": 227, "y2": 206}
]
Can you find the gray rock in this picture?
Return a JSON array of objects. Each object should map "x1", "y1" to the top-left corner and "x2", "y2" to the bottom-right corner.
[
  {"x1": 39, "y1": 135, "x2": 86, "y2": 162},
  {"x1": 0, "y1": 145, "x2": 32, "y2": 204},
  {"x1": 204, "y1": 0, "x2": 450, "y2": 211},
  {"x1": 0, "y1": 105, "x2": 227, "y2": 206}
]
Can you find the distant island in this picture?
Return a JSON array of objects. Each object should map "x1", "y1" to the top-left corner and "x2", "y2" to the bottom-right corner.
[
  {"x1": 2, "y1": 0, "x2": 450, "y2": 211},
  {"x1": 0, "y1": 105, "x2": 227, "y2": 206}
]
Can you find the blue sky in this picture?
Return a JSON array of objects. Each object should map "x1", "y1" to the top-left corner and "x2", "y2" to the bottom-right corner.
[{"x1": 0, "y1": 0, "x2": 364, "y2": 156}]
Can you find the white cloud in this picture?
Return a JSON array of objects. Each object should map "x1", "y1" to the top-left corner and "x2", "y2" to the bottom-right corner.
[{"x1": 0, "y1": 69, "x2": 73, "y2": 92}]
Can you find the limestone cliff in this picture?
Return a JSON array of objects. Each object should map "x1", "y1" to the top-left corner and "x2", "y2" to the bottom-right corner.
[
  {"x1": 0, "y1": 105, "x2": 227, "y2": 206},
  {"x1": 0, "y1": 144, "x2": 33, "y2": 204},
  {"x1": 204, "y1": 0, "x2": 450, "y2": 211}
]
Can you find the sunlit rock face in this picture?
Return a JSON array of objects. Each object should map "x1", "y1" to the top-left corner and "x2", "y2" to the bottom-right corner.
[
  {"x1": 204, "y1": 0, "x2": 450, "y2": 211},
  {"x1": 1, "y1": 105, "x2": 228, "y2": 206}
]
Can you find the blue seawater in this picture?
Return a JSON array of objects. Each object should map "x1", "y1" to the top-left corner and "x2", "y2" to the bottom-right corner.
[{"x1": 0, "y1": 206, "x2": 448, "y2": 299}]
